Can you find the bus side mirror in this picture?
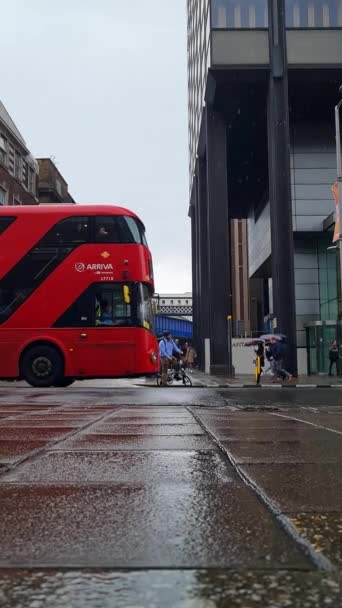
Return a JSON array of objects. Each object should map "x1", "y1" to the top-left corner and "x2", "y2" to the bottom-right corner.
[{"x1": 123, "y1": 285, "x2": 131, "y2": 304}]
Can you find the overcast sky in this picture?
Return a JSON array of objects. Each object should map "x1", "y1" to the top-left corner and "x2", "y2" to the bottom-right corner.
[{"x1": 1, "y1": 0, "x2": 190, "y2": 294}]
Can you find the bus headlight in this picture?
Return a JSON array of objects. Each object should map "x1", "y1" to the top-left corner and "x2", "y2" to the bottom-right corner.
[{"x1": 151, "y1": 351, "x2": 157, "y2": 363}]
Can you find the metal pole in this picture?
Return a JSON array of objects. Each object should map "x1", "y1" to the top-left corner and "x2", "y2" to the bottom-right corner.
[
  {"x1": 227, "y1": 315, "x2": 233, "y2": 378},
  {"x1": 335, "y1": 97, "x2": 342, "y2": 317}
]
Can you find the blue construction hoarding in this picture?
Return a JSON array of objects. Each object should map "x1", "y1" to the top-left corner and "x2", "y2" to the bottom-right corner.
[{"x1": 154, "y1": 315, "x2": 193, "y2": 339}]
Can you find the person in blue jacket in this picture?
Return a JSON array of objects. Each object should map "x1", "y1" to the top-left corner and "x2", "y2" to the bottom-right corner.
[
  {"x1": 269, "y1": 337, "x2": 293, "y2": 382},
  {"x1": 159, "y1": 330, "x2": 182, "y2": 386}
]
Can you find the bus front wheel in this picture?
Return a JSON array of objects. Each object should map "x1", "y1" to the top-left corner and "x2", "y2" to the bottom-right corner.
[
  {"x1": 54, "y1": 378, "x2": 75, "y2": 387},
  {"x1": 21, "y1": 344, "x2": 64, "y2": 388}
]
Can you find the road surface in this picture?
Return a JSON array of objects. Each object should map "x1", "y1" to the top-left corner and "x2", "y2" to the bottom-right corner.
[{"x1": 0, "y1": 382, "x2": 342, "y2": 607}]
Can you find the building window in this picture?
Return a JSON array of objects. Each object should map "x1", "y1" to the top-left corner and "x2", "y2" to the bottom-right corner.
[
  {"x1": 13, "y1": 197, "x2": 21, "y2": 205},
  {"x1": 211, "y1": 0, "x2": 268, "y2": 29},
  {"x1": 56, "y1": 178, "x2": 62, "y2": 196},
  {"x1": 161, "y1": 300, "x2": 165, "y2": 304},
  {"x1": 0, "y1": 186, "x2": 7, "y2": 206},
  {"x1": 14, "y1": 151, "x2": 21, "y2": 179},
  {"x1": 23, "y1": 161, "x2": 29, "y2": 189},
  {"x1": 28, "y1": 168, "x2": 36, "y2": 195},
  {"x1": 286, "y1": 0, "x2": 342, "y2": 28},
  {"x1": 0, "y1": 136, "x2": 7, "y2": 166}
]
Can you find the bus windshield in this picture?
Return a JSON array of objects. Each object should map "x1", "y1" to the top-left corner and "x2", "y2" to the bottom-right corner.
[{"x1": 137, "y1": 283, "x2": 154, "y2": 331}]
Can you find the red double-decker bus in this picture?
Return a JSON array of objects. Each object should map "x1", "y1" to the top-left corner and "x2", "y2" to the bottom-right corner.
[{"x1": 0, "y1": 205, "x2": 159, "y2": 386}]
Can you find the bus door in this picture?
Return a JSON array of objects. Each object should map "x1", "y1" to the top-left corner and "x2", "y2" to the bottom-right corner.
[{"x1": 55, "y1": 283, "x2": 136, "y2": 377}]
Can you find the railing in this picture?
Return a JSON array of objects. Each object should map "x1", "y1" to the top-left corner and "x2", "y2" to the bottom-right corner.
[{"x1": 211, "y1": 0, "x2": 342, "y2": 29}]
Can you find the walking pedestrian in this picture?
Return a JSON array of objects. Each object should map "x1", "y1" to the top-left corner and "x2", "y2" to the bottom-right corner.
[
  {"x1": 269, "y1": 337, "x2": 293, "y2": 382},
  {"x1": 158, "y1": 330, "x2": 182, "y2": 386},
  {"x1": 328, "y1": 340, "x2": 340, "y2": 376},
  {"x1": 184, "y1": 342, "x2": 197, "y2": 373}
]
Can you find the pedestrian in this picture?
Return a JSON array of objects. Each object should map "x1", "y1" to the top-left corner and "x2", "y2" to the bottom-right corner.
[
  {"x1": 269, "y1": 337, "x2": 293, "y2": 382},
  {"x1": 328, "y1": 340, "x2": 340, "y2": 376},
  {"x1": 158, "y1": 330, "x2": 182, "y2": 386},
  {"x1": 184, "y1": 342, "x2": 197, "y2": 373}
]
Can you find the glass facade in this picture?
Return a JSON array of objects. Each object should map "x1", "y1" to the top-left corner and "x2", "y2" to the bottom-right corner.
[
  {"x1": 318, "y1": 243, "x2": 338, "y2": 321},
  {"x1": 187, "y1": 1, "x2": 342, "y2": 183},
  {"x1": 306, "y1": 245, "x2": 339, "y2": 374},
  {"x1": 187, "y1": 0, "x2": 211, "y2": 181},
  {"x1": 211, "y1": 0, "x2": 342, "y2": 29},
  {"x1": 211, "y1": 0, "x2": 268, "y2": 28}
]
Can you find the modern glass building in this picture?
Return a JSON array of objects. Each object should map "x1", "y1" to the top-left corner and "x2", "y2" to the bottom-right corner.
[{"x1": 187, "y1": 0, "x2": 342, "y2": 374}]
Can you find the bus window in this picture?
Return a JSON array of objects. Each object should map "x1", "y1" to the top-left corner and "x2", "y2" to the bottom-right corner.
[
  {"x1": 123, "y1": 216, "x2": 148, "y2": 247},
  {"x1": 94, "y1": 216, "x2": 148, "y2": 246},
  {"x1": 42, "y1": 217, "x2": 89, "y2": 244},
  {"x1": 0, "y1": 217, "x2": 16, "y2": 236},
  {"x1": 137, "y1": 284, "x2": 153, "y2": 331},
  {"x1": 94, "y1": 217, "x2": 121, "y2": 243},
  {"x1": 124, "y1": 216, "x2": 142, "y2": 244},
  {"x1": 0, "y1": 245, "x2": 74, "y2": 323},
  {"x1": 96, "y1": 285, "x2": 132, "y2": 327}
]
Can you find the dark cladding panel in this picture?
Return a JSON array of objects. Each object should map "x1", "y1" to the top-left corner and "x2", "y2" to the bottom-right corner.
[
  {"x1": 206, "y1": 106, "x2": 232, "y2": 374},
  {"x1": 268, "y1": 0, "x2": 297, "y2": 375}
]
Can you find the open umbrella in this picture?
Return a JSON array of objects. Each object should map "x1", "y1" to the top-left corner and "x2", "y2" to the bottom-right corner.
[
  {"x1": 244, "y1": 339, "x2": 265, "y2": 346},
  {"x1": 259, "y1": 334, "x2": 286, "y2": 342}
]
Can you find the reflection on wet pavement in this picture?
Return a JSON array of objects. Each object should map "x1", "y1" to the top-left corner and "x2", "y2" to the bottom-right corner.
[
  {"x1": 2, "y1": 451, "x2": 233, "y2": 483},
  {"x1": 0, "y1": 569, "x2": 341, "y2": 608},
  {"x1": 52, "y1": 434, "x2": 215, "y2": 451},
  {"x1": 0, "y1": 483, "x2": 308, "y2": 568},
  {"x1": 2, "y1": 390, "x2": 342, "y2": 605}
]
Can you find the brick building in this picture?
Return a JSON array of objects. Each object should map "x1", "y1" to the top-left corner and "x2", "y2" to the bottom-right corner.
[
  {"x1": 0, "y1": 101, "x2": 39, "y2": 206},
  {"x1": 37, "y1": 158, "x2": 76, "y2": 205}
]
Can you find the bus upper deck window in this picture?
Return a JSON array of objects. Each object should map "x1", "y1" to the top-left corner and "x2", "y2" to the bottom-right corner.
[
  {"x1": 0, "y1": 217, "x2": 16, "y2": 236},
  {"x1": 95, "y1": 217, "x2": 121, "y2": 242},
  {"x1": 42, "y1": 217, "x2": 89, "y2": 244}
]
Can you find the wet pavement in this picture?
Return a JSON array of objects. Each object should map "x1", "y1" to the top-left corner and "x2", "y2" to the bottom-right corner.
[{"x1": 1, "y1": 384, "x2": 342, "y2": 605}]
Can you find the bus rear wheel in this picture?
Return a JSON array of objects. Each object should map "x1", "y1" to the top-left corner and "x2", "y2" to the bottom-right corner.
[{"x1": 21, "y1": 344, "x2": 64, "y2": 388}]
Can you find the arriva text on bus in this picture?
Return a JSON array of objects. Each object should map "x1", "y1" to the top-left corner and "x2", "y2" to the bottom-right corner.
[{"x1": 75, "y1": 263, "x2": 114, "y2": 273}]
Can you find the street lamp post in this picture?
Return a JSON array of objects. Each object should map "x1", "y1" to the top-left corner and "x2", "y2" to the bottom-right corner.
[{"x1": 335, "y1": 86, "x2": 342, "y2": 316}]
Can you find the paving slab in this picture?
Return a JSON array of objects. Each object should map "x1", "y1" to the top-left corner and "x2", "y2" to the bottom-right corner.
[
  {"x1": 210, "y1": 427, "x2": 338, "y2": 442},
  {"x1": 52, "y1": 434, "x2": 215, "y2": 451},
  {"x1": 0, "y1": 440, "x2": 47, "y2": 464},
  {"x1": 2, "y1": 451, "x2": 232, "y2": 484},
  {"x1": 103, "y1": 416, "x2": 195, "y2": 424},
  {"x1": 0, "y1": 420, "x2": 91, "y2": 428},
  {"x1": 1, "y1": 569, "x2": 342, "y2": 608},
  {"x1": 275, "y1": 414, "x2": 342, "y2": 432},
  {"x1": 0, "y1": 484, "x2": 309, "y2": 568},
  {"x1": 18, "y1": 411, "x2": 101, "y2": 420},
  {"x1": 222, "y1": 440, "x2": 342, "y2": 464},
  {"x1": 240, "y1": 463, "x2": 342, "y2": 512},
  {"x1": 89, "y1": 424, "x2": 205, "y2": 435},
  {"x1": 0, "y1": 428, "x2": 77, "y2": 441},
  {"x1": 201, "y1": 418, "x2": 309, "y2": 429}
]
